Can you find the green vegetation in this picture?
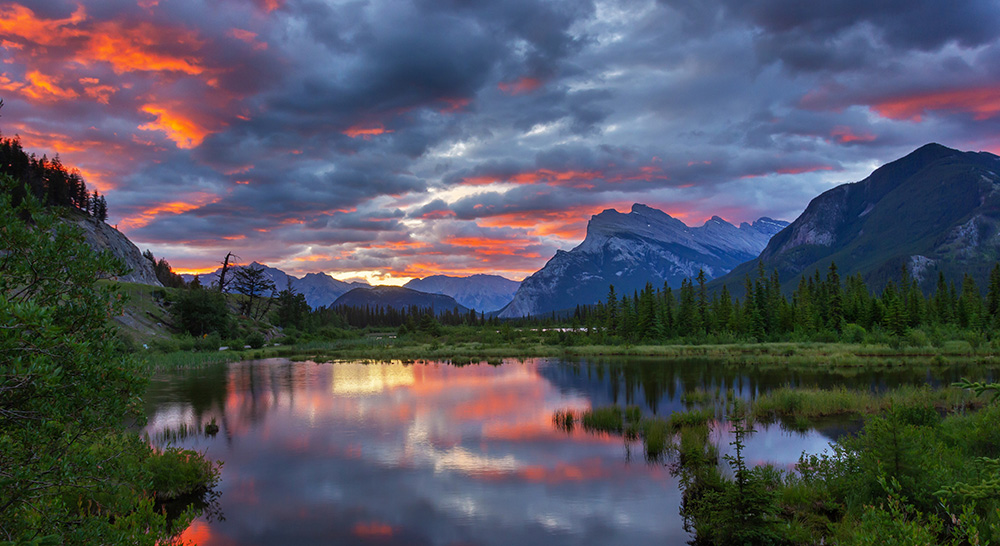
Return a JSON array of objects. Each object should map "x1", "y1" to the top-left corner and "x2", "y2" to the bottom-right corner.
[
  {"x1": 0, "y1": 174, "x2": 217, "y2": 544},
  {"x1": 751, "y1": 385, "x2": 978, "y2": 422},
  {"x1": 146, "y1": 447, "x2": 220, "y2": 502},
  {"x1": 559, "y1": 381, "x2": 1000, "y2": 545}
]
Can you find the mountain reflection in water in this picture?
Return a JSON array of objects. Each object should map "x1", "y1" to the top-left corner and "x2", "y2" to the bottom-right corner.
[{"x1": 143, "y1": 357, "x2": 992, "y2": 545}]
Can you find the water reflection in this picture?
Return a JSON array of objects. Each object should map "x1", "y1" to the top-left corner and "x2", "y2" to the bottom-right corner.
[{"x1": 144, "y1": 357, "x2": 996, "y2": 545}]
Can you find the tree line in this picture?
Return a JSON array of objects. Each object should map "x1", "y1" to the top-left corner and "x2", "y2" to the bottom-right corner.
[
  {"x1": 0, "y1": 135, "x2": 108, "y2": 221},
  {"x1": 572, "y1": 262, "x2": 1000, "y2": 343}
]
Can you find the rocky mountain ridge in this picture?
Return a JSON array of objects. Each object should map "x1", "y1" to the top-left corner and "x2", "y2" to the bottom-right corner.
[{"x1": 499, "y1": 204, "x2": 788, "y2": 318}]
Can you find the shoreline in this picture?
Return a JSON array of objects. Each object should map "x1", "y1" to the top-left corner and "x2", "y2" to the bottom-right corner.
[{"x1": 142, "y1": 340, "x2": 1000, "y2": 370}]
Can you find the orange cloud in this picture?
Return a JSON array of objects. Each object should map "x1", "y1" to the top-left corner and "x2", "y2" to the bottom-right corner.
[
  {"x1": 473, "y1": 204, "x2": 634, "y2": 241},
  {"x1": 0, "y1": 4, "x2": 86, "y2": 47},
  {"x1": 439, "y1": 97, "x2": 471, "y2": 113},
  {"x1": 416, "y1": 208, "x2": 457, "y2": 220},
  {"x1": 0, "y1": 70, "x2": 78, "y2": 102},
  {"x1": 119, "y1": 192, "x2": 220, "y2": 230},
  {"x1": 498, "y1": 77, "x2": 542, "y2": 95},
  {"x1": 343, "y1": 123, "x2": 393, "y2": 139},
  {"x1": 81, "y1": 20, "x2": 205, "y2": 75},
  {"x1": 607, "y1": 164, "x2": 669, "y2": 183},
  {"x1": 259, "y1": 0, "x2": 284, "y2": 12},
  {"x1": 387, "y1": 261, "x2": 527, "y2": 280},
  {"x1": 173, "y1": 265, "x2": 222, "y2": 275},
  {"x1": 870, "y1": 86, "x2": 1000, "y2": 122},
  {"x1": 352, "y1": 522, "x2": 394, "y2": 539},
  {"x1": 462, "y1": 168, "x2": 602, "y2": 189},
  {"x1": 830, "y1": 126, "x2": 875, "y2": 144},
  {"x1": 293, "y1": 253, "x2": 333, "y2": 262},
  {"x1": 139, "y1": 103, "x2": 216, "y2": 148},
  {"x1": 445, "y1": 236, "x2": 536, "y2": 257},
  {"x1": 1, "y1": 4, "x2": 206, "y2": 76},
  {"x1": 228, "y1": 28, "x2": 268, "y2": 51}
]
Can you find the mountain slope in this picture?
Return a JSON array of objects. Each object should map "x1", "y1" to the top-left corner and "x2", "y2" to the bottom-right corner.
[
  {"x1": 66, "y1": 211, "x2": 162, "y2": 286},
  {"x1": 332, "y1": 286, "x2": 470, "y2": 314},
  {"x1": 499, "y1": 204, "x2": 788, "y2": 317},
  {"x1": 711, "y1": 143, "x2": 1000, "y2": 295},
  {"x1": 403, "y1": 274, "x2": 519, "y2": 312}
]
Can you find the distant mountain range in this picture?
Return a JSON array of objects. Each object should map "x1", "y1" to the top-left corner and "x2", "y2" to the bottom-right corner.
[
  {"x1": 711, "y1": 143, "x2": 1000, "y2": 294},
  {"x1": 181, "y1": 265, "x2": 368, "y2": 308},
  {"x1": 332, "y1": 286, "x2": 469, "y2": 314},
  {"x1": 404, "y1": 274, "x2": 519, "y2": 312},
  {"x1": 149, "y1": 143, "x2": 1000, "y2": 319},
  {"x1": 182, "y1": 266, "x2": 517, "y2": 311},
  {"x1": 498, "y1": 204, "x2": 788, "y2": 318}
]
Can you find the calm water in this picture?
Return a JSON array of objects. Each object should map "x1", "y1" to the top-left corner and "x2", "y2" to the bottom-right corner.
[{"x1": 143, "y1": 357, "x2": 994, "y2": 545}]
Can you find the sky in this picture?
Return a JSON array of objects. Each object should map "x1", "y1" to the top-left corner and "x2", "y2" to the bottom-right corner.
[{"x1": 2, "y1": 0, "x2": 999, "y2": 284}]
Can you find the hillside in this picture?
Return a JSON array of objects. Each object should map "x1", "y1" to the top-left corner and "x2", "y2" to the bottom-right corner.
[
  {"x1": 711, "y1": 143, "x2": 1000, "y2": 295},
  {"x1": 64, "y1": 209, "x2": 162, "y2": 286}
]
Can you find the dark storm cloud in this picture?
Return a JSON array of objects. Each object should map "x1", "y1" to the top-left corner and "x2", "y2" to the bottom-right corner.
[
  {"x1": 725, "y1": 0, "x2": 1000, "y2": 50},
  {"x1": 4, "y1": 0, "x2": 1000, "y2": 279},
  {"x1": 663, "y1": 0, "x2": 1000, "y2": 74}
]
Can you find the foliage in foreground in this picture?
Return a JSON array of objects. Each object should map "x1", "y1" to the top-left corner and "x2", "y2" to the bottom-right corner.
[
  {"x1": 0, "y1": 174, "x2": 215, "y2": 544},
  {"x1": 560, "y1": 382, "x2": 1000, "y2": 545}
]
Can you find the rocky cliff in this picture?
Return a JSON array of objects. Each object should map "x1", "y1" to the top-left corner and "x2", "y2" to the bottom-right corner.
[{"x1": 65, "y1": 211, "x2": 161, "y2": 286}]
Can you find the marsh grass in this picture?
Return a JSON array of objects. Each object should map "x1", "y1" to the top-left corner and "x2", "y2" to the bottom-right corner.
[
  {"x1": 641, "y1": 419, "x2": 672, "y2": 460},
  {"x1": 681, "y1": 387, "x2": 715, "y2": 406},
  {"x1": 751, "y1": 384, "x2": 980, "y2": 422},
  {"x1": 581, "y1": 406, "x2": 624, "y2": 433},
  {"x1": 668, "y1": 407, "x2": 716, "y2": 430}
]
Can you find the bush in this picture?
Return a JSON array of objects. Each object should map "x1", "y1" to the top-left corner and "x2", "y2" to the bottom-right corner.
[
  {"x1": 841, "y1": 323, "x2": 867, "y2": 344},
  {"x1": 194, "y1": 332, "x2": 223, "y2": 351},
  {"x1": 145, "y1": 447, "x2": 219, "y2": 501},
  {"x1": 245, "y1": 331, "x2": 266, "y2": 349},
  {"x1": 905, "y1": 328, "x2": 930, "y2": 348}
]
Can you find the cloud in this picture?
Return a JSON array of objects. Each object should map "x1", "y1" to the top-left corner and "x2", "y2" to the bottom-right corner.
[{"x1": 2, "y1": 0, "x2": 999, "y2": 282}]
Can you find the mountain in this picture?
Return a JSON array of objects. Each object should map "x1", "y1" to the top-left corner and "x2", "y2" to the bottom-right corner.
[
  {"x1": 498, "y1": 204, "x2": 788, "y2": 318},
  {"x1": 332, "y1": 286, "x2": 470, "y2": 314},
  {"x1": 711, "y1": 143, "x2": 1000, "y2": 295},
  {"x1": 182, "y1": 266, "x2": 366, "y2": 308},
  {"x1": 67, "y1": 211, "x2": 162, "y2": 286},
  {"x1": 403, "y1": 274, "x2": 520, "y2": 312},
  {"x1": 294, "y1": 272, "x2": 367, "y2": 308}
]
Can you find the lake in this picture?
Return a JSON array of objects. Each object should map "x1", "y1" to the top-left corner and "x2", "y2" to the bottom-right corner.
[{"x1": 143, "y1": 357, "x2": 992, "y2": 545}]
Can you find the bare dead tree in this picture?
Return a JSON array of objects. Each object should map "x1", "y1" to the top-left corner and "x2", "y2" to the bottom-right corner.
[{"x1": 217, "y1": 252, "x2": 240, "y2": 292}]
